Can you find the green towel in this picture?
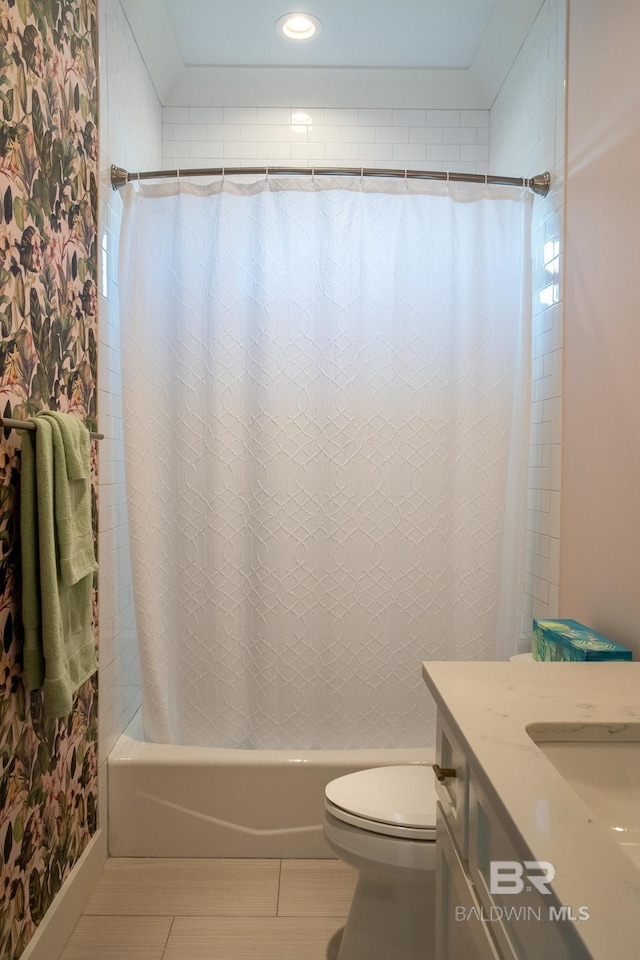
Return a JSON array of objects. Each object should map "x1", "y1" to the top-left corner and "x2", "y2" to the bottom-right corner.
[
  {"x1": 38, "y1": 412, "x2": 97, "y2": 585},
  {"x1": 20, "y1": 413, "x2": 98, "y2": 718}
]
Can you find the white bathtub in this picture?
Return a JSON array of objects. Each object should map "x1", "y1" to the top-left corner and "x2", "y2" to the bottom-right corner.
[{"x1": 108, "y1": 712, "x2": 434, "y2": 857}]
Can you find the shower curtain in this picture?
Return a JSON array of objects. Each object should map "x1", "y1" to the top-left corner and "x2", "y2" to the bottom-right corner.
[{"x1": 119, "y1": 176, "x2": 532, "y2": 748}]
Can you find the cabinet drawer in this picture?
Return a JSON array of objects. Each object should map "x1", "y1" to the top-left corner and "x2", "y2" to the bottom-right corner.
[
  {"x1": 435, "y1": 716, "x2": 469, "y2": 858},
  {"x1": 437, "y1": 805, "x2": 502, "y2": 960}
]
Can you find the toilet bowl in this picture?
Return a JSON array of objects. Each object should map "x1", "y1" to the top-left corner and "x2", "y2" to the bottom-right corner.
[{"x1": 323, "y1": 765, "x2": 437, "y2": 960}]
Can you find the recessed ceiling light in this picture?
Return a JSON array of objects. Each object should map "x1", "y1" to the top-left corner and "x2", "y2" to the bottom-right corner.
[{"x1": 276, "y1": 13, "x2": 322, "y2": 41}]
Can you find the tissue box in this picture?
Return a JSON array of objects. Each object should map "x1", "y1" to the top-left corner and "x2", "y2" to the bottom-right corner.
[{"x1": 532, "y1": 619, "x2": 633, "y2": 662}]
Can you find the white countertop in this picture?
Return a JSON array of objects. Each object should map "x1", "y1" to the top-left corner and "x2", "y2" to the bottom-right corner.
[{"x1": 422, "y1": 661, "x2": 640, "y2": 960}]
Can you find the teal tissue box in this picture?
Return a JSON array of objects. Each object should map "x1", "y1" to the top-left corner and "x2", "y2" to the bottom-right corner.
[{"x1": 532, "y1": 619, "x2": 633, "y2": 662}]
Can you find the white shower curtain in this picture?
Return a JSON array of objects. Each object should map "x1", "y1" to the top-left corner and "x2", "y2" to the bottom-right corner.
[{"x1": 119, "y1": 176, "x2": 532, "y2": 748}]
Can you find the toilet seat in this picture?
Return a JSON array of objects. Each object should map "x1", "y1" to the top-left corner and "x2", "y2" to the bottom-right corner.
[{"x1": 325, "y1": 765, "x2": 437, "y2": 841}]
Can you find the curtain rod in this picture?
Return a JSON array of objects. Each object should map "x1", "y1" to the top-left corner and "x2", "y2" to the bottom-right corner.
[
  {"x1": 110, "y1": 164, "x2": 551, "y2": 197},
  {"x1": 0, "y1": 417, "x2": 104, "y2": 440}
]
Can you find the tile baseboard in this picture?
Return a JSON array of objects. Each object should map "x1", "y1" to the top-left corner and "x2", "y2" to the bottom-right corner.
[{"x1": 20, "y1": 830, "x2": 108, "y2": 960}]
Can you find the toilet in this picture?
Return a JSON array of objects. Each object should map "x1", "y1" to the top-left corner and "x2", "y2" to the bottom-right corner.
[{"x1": 323, "y1": 764, "x2": 437, "y2": 960}]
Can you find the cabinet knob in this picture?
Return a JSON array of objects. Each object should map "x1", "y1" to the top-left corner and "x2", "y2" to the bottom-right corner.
[{"x1": 433, "y1": 763, "x2": 457, "y2": 781}]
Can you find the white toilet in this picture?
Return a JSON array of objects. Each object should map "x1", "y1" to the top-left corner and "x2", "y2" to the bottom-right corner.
[{"x1": 323, "y1": 765, "x2": 437, "y2": 960}]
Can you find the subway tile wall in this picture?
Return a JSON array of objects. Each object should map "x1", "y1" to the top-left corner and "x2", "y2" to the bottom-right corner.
[
  {"x1": 97, "y1": 0, "x2": 162, "y2": 818},
  {"x1": 490, "y1": 0, "x2": 566, "y2": 641},
  {"x1": 161, "y1": 107, "x2": 491, "y2": 172}
]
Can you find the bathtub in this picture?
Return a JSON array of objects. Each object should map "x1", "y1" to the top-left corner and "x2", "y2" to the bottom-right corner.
[{"x1": 108, "y1": 711, "x2": 434, "y2": 857}]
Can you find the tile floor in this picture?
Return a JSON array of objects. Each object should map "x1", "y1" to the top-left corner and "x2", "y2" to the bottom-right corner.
[{"x1": 61, "y1": 858, "x2": 356, "y2": 959}]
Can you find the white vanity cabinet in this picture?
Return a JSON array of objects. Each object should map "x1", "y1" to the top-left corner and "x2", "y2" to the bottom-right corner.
[
  {"x1": 424, "y1": 660, "x2": 640, "y2": 960},
  {"x1": 435, "y1": 715, "x2": 591, "y2": 960}
]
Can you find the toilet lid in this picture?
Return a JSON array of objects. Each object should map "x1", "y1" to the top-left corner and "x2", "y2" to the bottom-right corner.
[{"x1": 325, "y1": 765, "x2": 437, "y2": 837}]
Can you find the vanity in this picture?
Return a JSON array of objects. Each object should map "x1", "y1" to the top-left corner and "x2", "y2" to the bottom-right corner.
[{"x1": 422, "y1": 661, "x2": 640, "y2": 960}]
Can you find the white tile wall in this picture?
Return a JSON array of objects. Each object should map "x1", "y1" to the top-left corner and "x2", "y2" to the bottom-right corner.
[
  {"x1": 97, "y1": 0, "x2": 162, "y2": 820},
  {"x1": 161, "y1": 107, "x2": 490, "y2": 173},
  {"x1": 490, "y1": 0, "x2": 566, "y2": 643}
]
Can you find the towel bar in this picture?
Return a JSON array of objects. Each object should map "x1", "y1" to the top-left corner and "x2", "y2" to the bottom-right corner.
[{"x1": 0, "y1": 416, "x2": 104, "y2": 440}]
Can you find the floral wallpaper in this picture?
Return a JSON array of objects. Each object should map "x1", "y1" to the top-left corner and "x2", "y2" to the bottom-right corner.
[{"x1": 0, "y1": 1, "x2": 98, "y2": 958}]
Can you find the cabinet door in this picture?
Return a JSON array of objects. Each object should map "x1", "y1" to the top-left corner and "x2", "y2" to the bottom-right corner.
[
  {"x1": 468, "y1": 771, "x2": 591, "y2": 960},
  {"x1": 437, "y1": 806, "x2": 502, "y2": 960}
]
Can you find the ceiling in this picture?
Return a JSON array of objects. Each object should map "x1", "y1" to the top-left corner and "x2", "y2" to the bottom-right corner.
[
  {"x1": 163, "y1": 0, "x2": 496, "y2": 69},
  {"x1": 121, "y1": 0, "x2": 545, "y2": 108}
]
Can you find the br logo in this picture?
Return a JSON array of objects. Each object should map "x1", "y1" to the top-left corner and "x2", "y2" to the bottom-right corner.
[{"x1": 489, "y1": 861, "x2": 555, "y2": 895}]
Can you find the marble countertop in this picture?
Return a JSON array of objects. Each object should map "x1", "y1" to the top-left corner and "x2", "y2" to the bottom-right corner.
[{"x1": 422, "y1": 661, "x2": 640, "y2": 960}]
